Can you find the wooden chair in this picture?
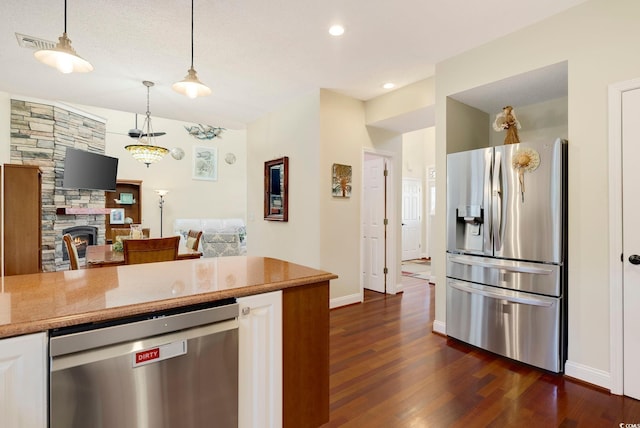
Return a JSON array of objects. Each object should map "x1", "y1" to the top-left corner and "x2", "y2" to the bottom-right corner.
[
  {"x1": 123, "y1": 236, "x2": 180, "y2": 265},
  {"x1": 111, "y1": 228, "x2": 131, "y2": 243},
  {"x1": 186, "y1": 230, "x2": 203, "y2": 251},
  {"x1": 62, "y1": 233, "x2": 80, "y2": 270}
]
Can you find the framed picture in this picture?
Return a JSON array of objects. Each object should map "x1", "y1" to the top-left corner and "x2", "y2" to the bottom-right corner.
[
  {"x1": 193, "y1": 146, "x2": 218, "y2": 181},
  {"x1": 332, "y1": 163, "x2": 352, "y2": 197},
  {"x1": 119, "y1": 192, "x2": 134, "y2": 204},
  {"x1": 110, "y1": 208, "x2": 125, "y2": 224},
  {"x1": 264, "y1": 157, "x2": 289, "y2": 221}
]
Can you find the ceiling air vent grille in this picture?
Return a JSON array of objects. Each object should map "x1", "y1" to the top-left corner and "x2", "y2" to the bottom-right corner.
[{"x1": 15, "y1": 33, "x2": 56, "y2": 50}]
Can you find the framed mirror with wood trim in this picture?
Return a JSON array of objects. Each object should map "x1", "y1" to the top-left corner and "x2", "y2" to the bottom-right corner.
[{"x1": 264, "y1": 156, "x2": 289, "y2": 221}]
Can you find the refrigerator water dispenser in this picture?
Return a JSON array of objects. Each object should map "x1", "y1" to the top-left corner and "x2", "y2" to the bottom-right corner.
[{"x1": 455, "y1": 205, "x2": 483, "y2": 252}]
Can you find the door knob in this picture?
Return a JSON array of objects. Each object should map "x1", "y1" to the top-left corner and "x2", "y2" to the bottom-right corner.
[{"x1": 629, "y1": 254, "x2": 640, "y2": 265}]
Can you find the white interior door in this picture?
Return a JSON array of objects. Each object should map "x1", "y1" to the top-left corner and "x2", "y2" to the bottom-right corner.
[
  {"x1": 362, "y1": 156, "x2": 385, "y2": 293},
  {"x1": 402, "y1": 178, "x2": 421, "y2": 261},
  {"x1": 622, "y1": 87, "x2": 640, "y2": 400}
]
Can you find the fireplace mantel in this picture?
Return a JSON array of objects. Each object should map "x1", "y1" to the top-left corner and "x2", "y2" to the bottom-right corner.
[{"x1": 56, "y1": 207, "x2": 113, "y2": 215}]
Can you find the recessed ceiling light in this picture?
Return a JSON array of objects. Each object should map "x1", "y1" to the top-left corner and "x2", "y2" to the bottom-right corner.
[
  {"x1": 383, "y1": 82, "x2": 395, "y2": 89},
  {"x1": 329, "y1": 25, "x2": 345, "y2": 36}
]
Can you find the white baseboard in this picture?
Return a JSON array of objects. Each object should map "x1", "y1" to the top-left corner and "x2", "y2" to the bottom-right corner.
[
  {"x1": 564, "y1": 360, "x2": 611, "y2": 391},
  {"x1": 330, "y1": 292, "x2": 362, "y2": 309},
  {"x1": 394, "y1": 281, "x2": 403, "y2": 294},
  {"x1": 433, "y1": 319, "x2": 446, "y2": 335}
]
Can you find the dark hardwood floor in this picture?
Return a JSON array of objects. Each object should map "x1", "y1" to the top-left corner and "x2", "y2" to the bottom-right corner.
[{"x1": 322, "y1": 276, "x2": 640, "y2": 427}]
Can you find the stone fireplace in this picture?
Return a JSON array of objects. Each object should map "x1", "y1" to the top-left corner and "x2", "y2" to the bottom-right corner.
[
  {"x1": 10, "y1": 98, "x2": 108, "y2": 271},
  {"x1": 62, "y1": 225, "x2": 98, "y2": 261}
]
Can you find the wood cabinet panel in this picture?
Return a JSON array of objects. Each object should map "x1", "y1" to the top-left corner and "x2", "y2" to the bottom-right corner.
[
  {"x1": 3, "y1": 164, "x2": 42, "y2": 276},
  {"x1": 282, "y1": 281, "x2": 330, "y2": 428}
]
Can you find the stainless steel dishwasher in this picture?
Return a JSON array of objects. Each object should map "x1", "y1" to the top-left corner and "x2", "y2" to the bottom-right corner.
[{"x1": 50, "y1": 299, "x2": 239, "y2": 428}]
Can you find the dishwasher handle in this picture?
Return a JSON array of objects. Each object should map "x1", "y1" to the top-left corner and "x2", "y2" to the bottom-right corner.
[
  {"x1": 51, "y1": 318, "x2": 238, "y2": 372},
  {"x1": 50, "y1": 302, "x2": 238, "y2": 357},
  {"x1": 448, "y1": 281, "x2": 554, "y2": 307}
]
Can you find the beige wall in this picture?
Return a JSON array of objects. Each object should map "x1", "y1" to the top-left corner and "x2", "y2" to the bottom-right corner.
[
  {"x1": 434, "y1": 0, "x2": 640, "y2": 381},
  {"x1": 319, "y1": 90, "x2": 369, "y2": 300},
  {"x1": 246, "y1": 91, "x2": 322, "y2": 268},
  {"x1": 366, "y1": 77, "x2": 435, "y2": 127},
  {"x1": 246, "y1": 89, "x2": 405, "y2": 303},
  {"x1": 446, "y1": 98, "x2": 489, "y2": 153}
]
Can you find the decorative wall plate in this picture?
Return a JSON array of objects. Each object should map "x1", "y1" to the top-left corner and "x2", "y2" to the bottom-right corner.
[
  {"x1": 170, "y1": 147, "x2": 185, "y2": 160},
  {"x1": 225, "y1": 153, "x2": 236, "y2": 164}
]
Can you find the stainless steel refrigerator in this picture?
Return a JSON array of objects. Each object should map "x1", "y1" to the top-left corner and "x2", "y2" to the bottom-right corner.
[{"x1": 446, "y1": 138, "x2": 567, "y2": 373}]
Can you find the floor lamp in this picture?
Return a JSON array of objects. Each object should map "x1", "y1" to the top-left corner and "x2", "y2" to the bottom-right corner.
[{"x1": 155, "y1": 189, "x2": 169, "y2": 237}]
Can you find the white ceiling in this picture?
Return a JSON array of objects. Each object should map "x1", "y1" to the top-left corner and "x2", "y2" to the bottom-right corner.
[{"x1": 0, "y1": 0, "x2": 586, "y2": 130}]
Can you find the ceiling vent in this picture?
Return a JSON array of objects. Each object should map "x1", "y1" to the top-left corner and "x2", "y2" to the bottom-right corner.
[{"x1": 15, "y1": 33, "x2": 56, "y2": 50}]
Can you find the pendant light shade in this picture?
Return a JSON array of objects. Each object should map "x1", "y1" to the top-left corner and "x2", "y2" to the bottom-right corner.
[
  {"x1": 34, "y1": 0, "x2": 93, "y2": 74},
  {"x1": 126, "y1": 142, "x2": 169, "y2": 167},
  {"x1": 173, "y1": 0, "x2": 211, "y2": 98},
  {"x1": 173, "y1": 66, "x2": 212, "y2": 98},
  {"x1": 126, "y1": 81, "x2": 169, "y2": 167}
]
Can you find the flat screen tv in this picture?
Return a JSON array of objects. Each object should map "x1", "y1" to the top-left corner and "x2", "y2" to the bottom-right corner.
[{"x1": 62, "y1": 148, "x2": 119, "y2": 192}]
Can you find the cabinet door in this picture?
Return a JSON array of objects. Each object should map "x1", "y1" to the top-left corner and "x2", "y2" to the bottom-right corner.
[
  {"x1": 238, "y1": 291, "x2": 282, "y2": 428},
  {"x1": 3, "y1": 164, "x2": 42, "y2": 275},
  {"x1": 0, "y1": 332, "x2": 47, "y2": 428}
]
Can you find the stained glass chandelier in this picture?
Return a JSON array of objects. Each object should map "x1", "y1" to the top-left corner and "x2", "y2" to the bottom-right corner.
[{"x1": 125, "y1": 81, "x2": 169, "y2": 167}]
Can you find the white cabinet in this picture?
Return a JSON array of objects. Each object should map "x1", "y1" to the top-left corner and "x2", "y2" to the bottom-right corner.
[
  {"x1": 0, "y1": 332, "x2": 47, "y2": 428},
  {"x1": 238, "y1": 291, "x2": 282, "y2": 428}
]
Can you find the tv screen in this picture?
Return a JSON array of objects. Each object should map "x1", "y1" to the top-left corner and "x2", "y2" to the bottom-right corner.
[{"x1": 62, "y1": 148, "x2": 119, "y2": 192}]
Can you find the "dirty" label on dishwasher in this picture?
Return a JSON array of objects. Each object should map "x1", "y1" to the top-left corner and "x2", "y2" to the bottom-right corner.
[{"x1": 133, "y1": 340, "x2": 187, "y2": 368}]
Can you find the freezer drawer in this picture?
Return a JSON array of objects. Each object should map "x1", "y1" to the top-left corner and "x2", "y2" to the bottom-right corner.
[
  {"x1": 447, "y1": 253, "x2": 562, "y2": 297},
  {"x1": 446, "y1": 278, "x2": 563, "y2": 372}
]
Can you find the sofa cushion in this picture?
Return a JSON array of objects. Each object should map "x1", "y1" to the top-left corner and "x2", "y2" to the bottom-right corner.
[{"x1": 203, "y1": 232, "x2": 239, "y2": 243}]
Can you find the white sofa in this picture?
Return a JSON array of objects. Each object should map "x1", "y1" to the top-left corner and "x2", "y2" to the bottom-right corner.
[{"x1": 173, "y1": 218, "x2": 246, "y2": 257}]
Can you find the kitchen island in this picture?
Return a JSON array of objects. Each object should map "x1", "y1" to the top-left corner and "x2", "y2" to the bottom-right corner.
[{"x1": 0, "y1": 256, "x2": 337, "y2": 428}]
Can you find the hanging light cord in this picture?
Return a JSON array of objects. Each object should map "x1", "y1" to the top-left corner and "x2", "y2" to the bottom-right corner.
[
  {"x1": 146, "y1": 86, "x2": 151, "y2": 135},
  {"x1": 63, "y1": 0, "x2": 68, "y2": 33},
  {"x1": 143, "y1": 83, "x2": 154, "y2": 140},
  {"x1": 190, "y1": 0, "x2": 194, "y2": 69}
]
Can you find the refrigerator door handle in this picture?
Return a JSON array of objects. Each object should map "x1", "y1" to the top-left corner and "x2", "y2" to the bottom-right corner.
[
  {"x1": 492, "y1": 151, "x2": 502, "y2": 251},
  {"x1": 448, "y1": 281, "x2": 554, "y2": 307},
  {"x1": 448, "y1": 255, "x2": 555, "y2": 275},
  {"x1": 484, "y1": 149, "x2": 493, "y2": 253}
]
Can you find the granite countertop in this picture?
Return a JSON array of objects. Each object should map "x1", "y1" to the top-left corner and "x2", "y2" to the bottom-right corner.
[{"x1": 0, "y1": 256, "x2": 337, "y2": 339}]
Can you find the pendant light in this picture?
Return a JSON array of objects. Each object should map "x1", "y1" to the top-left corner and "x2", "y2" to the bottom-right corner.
[
  {"x1": 125, "y1": 81, "x2": 169, "y2": 167},
  {"x1": 172, "y1": 0, "x2": 211, "y2": 98},
  {"x1": 34, "y1": 0, "x2": 93, "y2": 74}
]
